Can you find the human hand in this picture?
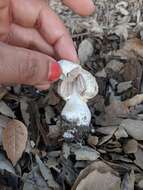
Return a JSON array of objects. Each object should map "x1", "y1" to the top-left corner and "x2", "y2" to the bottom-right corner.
[{"x1": 0, "y1": 0, "x2": 95, "y2": 90}]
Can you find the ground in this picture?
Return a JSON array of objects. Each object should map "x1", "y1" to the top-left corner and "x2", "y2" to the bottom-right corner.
[{"x1": 0, "y1": 0, "x2": 143, "y2": 190}]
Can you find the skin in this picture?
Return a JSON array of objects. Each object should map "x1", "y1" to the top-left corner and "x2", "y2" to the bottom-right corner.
[{"x1": 0, "y1": 0, "x2": 95, "y2": 90}]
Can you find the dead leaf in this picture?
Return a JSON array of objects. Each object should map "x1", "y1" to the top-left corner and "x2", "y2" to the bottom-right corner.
[
  {"x1": 0, "y1": 87, "x2": 7, "y2": 100},
  {"x1": 23, "y1": 166, "x2": 49, "y2": 190},
  {"x1": 36, "y1": 155, "x2": 60, "y2": 189},
  {"x1": 0, "y1": 115, "x2": 10, "y2": 145},
  {"x1": 87, "y1": 135, "x2": 99, "y2": 146},
  {"x1": 0, "y1": 101, "x2": 15, "y2": 118},
  {"x1": 120, "y1": 119, "x2": 143, "y2": 140},
  {"x1": 98, "y1": 134, "x2": 113, "y2": 145},
  {"x1": 76, "y1": 170, "x2": 120, "y2": 190},
  {"x1": 117, "y1": 81, "x2": 132, "y2": 94},
  {"x1": 121, "y1": 170, "x2": 135, "y2": 190},
  {"x1": 123, "y1": 38, "x2": 143, "y2": 58},
  {"x1": 105, "y1": 100, "x2": 129, "y2": 118},
  {"x1": 134, "y1": 147, "x2": 143, "y2": 170},
  {"x1": 46, "y1": 89, "x2": 60, "y2": 106},
  {"x1": 138, "y1": 179, "x2": 143, "y2": 188},
  {"x1": 113, "y1": 23, "x2": 130, "y2": 40},
  {"x1": 0, "y1": 151, "x2": 15, "y2": 174},
  {"x1": 96, "y1": 126, "x2": 118, "y2": 135},
  {"x1": 71, "y1": 144, "x2": 100, "y2": 161},
  {"x1": 124, "y1": 94, "x2": 143, "y2": 107},
  {"x1": 115, "y1": 127, "x2": 128, "y2": 139},
  {"x1": 2, "y1": 119, "x2": 28, "y2": 165},
  {"x1": 105, "y1": 60, "x2": 124, "y2": 73},
  {"x1": 78, "y1": 38, "x2": 94, "y2": 65},
  {"x1": 123, "y1": 139, "x2": 138, "y2": 154},
  {"x1": 72, "y1": 161, "x2": 121, "y2": 190},
  {"x1": 123, "y1": 59, "x2": 142, "y2": 93},
  {"x1": 45, "y1": 106, "x2": 55, "y2": 124},
  {"x1": 20, "y1": 97, "x2": 30, "y2": 126},
  {"x1": 63, "y1": 143, "x2": 70, "y2": 159}
]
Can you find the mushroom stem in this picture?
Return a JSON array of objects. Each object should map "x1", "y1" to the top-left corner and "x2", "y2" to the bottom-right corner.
[{"x1": 58, "y1": 60, "x2": 98, "y2": 127}]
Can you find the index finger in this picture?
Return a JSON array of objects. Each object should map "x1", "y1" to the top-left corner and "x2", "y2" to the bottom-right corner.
[
  {"x1": 11, "y1": 0, "x2": 78, "y2": 62},
  {"x1": 38, "y1": 6, "x2": 79, "y2": 62},
  {"x1": 0, "y1": 0, "x2": 10, "y2": 41},
  {"x1": 62, "y1": 0, "x2": 95, "y2": 16}
]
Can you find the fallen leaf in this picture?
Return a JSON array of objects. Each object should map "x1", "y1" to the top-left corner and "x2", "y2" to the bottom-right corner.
[
  {"x1": 113, "y1": 23, "x2": 129, "y2": 40},
  {"x1": 124, "y1": 94, "x2": 143, "y2": 107},
  {"x1": 2, "y1": 119, "x2": 28, "y2": 165},
  {"x1": 63, "y1": 143, "x2": 70, "y2": 159},
  {"x1": 76, "y1": 170, "x2": 120, "y2": 190},
  {"x1": 123, "y1": 59, "x2": 142, "y2": 93},
  {"x1": 0, "y1": 115, "x2": 10, "y2": 145},
  {"x1": 115, "y1": 2, "x2": 129, "y2": 16},
  {"x1": 0, "y1": 101, "x2": 15, "y2": 118},
  {"x1": 78, "y1": 38, "x2": 94, "y2": 65},
  {"x1": 121, "y1": 170, "x2": 135, "y2": 190},
  {"x1": 134, "y1": 147, "x2": 143, "y2": 170},
  {"x1": 117, "y1": 81, "x2": 132, "y2": 94},
  {"x1": 0, "y1": 151, "x2": 15, "y2": 174},
  {"x1": 120, "y1": 119, "x2": 143, "y2": 140},
  {"x1": 123, "y1": 139, "x2": 138, "y2": 154},
  {"x1": 71, "y1": 144, "x2": 100, "y2": 161},
  {"x1": 105, "y1": 60, "x2": 124, "y2": 72},
  {"x1": 20, "y1": 97, "x2": 30, "y2": 126},
  {"x1": 98, "y1": 134, "x2": 113, "y2": 145},
  {"x1": 137, "y1": 179, "x2": 143, "y2": 189},
  {"x1": 72, "y1": 161, "x2": 121, "y2": 190},
  {"x1": 123, "y1": 38, "x2": 143, "y2": 58},
  {"x1": 45, "y1": 106, "x2": 55, "y2": 124},
  {"x1": 115, "y1": 127, "x2": 128, "y2": 139},
  {"x1": 0, "y1": 87, "x2": 7, "y2": 100},
  {"x1": 96, "y1": 126, "x2": 117, "y2": 135},
  {"x1": 36, "y1": 155, "x2": 60, "y2": 189},
  {"x1": 23, "y1": 166, "x2": 49, "y2": 190},
  {"x1": 87, "y1": 135, "x2": 99, "y2": 146}
]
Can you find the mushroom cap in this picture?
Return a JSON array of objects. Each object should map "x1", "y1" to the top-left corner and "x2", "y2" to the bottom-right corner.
[{"x1": 58, "y1": 60, "x2": 98, "y2": 101}]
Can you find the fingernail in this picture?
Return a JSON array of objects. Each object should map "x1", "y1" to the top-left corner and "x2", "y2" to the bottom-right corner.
[{"x1": 48, "y1": 62, "x2": 62, "y2": 82}]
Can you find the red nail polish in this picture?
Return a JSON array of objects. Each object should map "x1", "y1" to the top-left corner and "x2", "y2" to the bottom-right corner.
[{"x1": 48, "y1": 62, "x2": 62, "y2": 82}]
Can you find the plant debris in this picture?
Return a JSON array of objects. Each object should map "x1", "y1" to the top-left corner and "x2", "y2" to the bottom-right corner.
[{"x1": 1, "y1": 0, "x2": 143, "y2": 189}]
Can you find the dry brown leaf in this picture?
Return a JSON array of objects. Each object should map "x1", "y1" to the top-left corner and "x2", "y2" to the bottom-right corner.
[
  {"x1": 2, "y1": 119, "x2": 28, "y2": 165},
  {"x1": 78, "y1": 38, "x2": 94, "y2": 65},
  {"x1": 76, "y1": 170, "x2": 120, "y2": 190},
  {"x1": 0, "y1": 101, "x2": 15, "y2": 118},
  {"x1": 123, "y1": 38, "x2": 143, "y2": 58},
  {"x1": 124, "y1": 94, "x2": 143, "y2": 107},
  {"x1": 20, "y1": 98, "x2": 30, "y2": 126},
  {"x1": 72, "y1": 161, "x2": 121, "y2": 190},
  {"x1": 123, "y1": 139, "x2": 138, "y2": 154},
  {"x1": 120, "y1": 119, "x2": 143, "y2": 140},
  {"x1": 0, "y1": 87, "x2": 7, "y2": 100},
  {"x1": 134, "y1": 147, "x2": 143, "y2": 170},
  {"x1": 121, "y1": 170, "x2": 135, "y2": 190},
  {"x1": 0, "y1": 115, "x2": 10, "y2": 145}
]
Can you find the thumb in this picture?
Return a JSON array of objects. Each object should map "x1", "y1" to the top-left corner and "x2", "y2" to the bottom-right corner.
[{"x1": 0, "y1": 42, "x2": 61, "y2": 90}]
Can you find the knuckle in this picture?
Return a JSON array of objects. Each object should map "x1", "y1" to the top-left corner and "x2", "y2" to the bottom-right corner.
[
  {"x1": 19, "y1": 52, "x2": 39, "y2": 84},
  {"x1": 0, "y1": 0, "x2": 10, "y2": 41},
  {"x1": 0, "y1": 0, "x2": 9, "y2": 9}
]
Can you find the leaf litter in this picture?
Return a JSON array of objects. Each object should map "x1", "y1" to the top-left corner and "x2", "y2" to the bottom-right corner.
[{"x1": 1, "y1": 0, "x2": 143, "y2": 189}]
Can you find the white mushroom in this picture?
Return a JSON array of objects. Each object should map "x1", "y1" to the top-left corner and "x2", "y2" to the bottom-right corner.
[{"x1": 58, "y1": 60, "x2": 98, "y2": 127}]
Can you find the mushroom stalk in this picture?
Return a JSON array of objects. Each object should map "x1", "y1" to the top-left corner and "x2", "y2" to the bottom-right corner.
[{"x1": 58, "y1": 60, "x2": 98, "y2": 127}]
